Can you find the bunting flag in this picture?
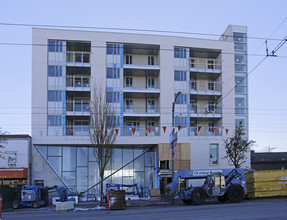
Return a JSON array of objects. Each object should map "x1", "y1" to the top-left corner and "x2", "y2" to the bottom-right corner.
[
  {"x1": 178, "y1": 126, "x2": 181, "y2": 131},
  {"x1": 115, "y1": 129, "x2": 119, "y2": 135},
  {"x1": 99, "y1": 129, "x2": 103, "y2": 136},
  {"x1": 155, "y1": 127, "x2": 159, "y2": 134},
  {"x1": 225, "y1": 129, "x2": 229, "y2": 135},
  {"x1": 147, "y1": 127, "x2": 151, "y2": 134},
  {"x1": 198, "y1": 126, "x2": 202, "y2": 132},
  {"x1": 212, "y1": 128, "x2": 216, "y2": 134},
  {"x1": 132, "y1": 128, "x2": 136, "y2": 135},
  {"x1": 163, "y1": 126, "x2": 166, "y2": 133}
]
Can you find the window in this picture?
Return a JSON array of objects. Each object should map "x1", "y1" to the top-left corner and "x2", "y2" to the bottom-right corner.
[
  {"x1": 126, "y1": 99, "x2": 133, "y2": 111},
  {"x1": 190, "y1": 81, "x2": 197, "y2": 90},
  {"x1": 207, "y1": 60, "x2": 214, "y2": 69},
  {"x1": 107, "y1": 68, "x2": 120, "y2": 79},
  {"x1": 233, "y1": 32, "x2": 247, "y2": 43},
  {"x1": 208, "y1": 82, "x2": 215, "y2": 91},
  {"x1": 48, "y1": 91, "x2": 62, "y2": 102},
  {"x1": 208, "y1": 102, "x2": 215, "y2": 113},
  {"x1": 174, "y1": 48, "x2": 187, "y2": 58},
  {"x1": 126, "y1": 55, "x2": 132, "y2": 64},
  {"x1": 190, "y1": 59, "x2": 195, "y2": 68},
  {"x1": 174, "y1": 71, "x2": 187, "y2": 81},
  {"x1": 48, "y1": 41, "x2": 63, "y2": 52},
  {"x1": 126, "y1": 121, "x2": 140, "y2": 136},
  {"x1": 190, "y1": 100, "x2": 196, "y2": 113},
  {"x1": 175, "y1": 117, "x2": 188, "y2": 127},
  {"x1": 126, "y1": 77, "x2": 133, "y2": 88},
  {"x1": 107, "y1": 44, "x2": 120, "y2": 55},
  {"x1": 234, "y1": 43, "x2": 247, "y2": 51},
  {"x1": 209, "y1": 123, "x2": 215, "y2": 134},
  {"x1": 106, "y1": 92, "x2": 120, "y2": 103},
  {"x1": 159, "y1": 160, "x2": 169, "y2": 169},
  {"x1": 48, "y1": 66, "x2": 62, "y2": 77},
  {"x1": 48, "y1": 115, "x2": 62, "y2": 126},
  {"x1": 235, "y1": 76, "x2": 247, "y2": 94},
  {"x1": 148, "y1": 56, "x2": 154, "y2": 65},
  {"x1": 147, "y1": 78, "x2": 155, "y2": 88},
  {"x1": 147, "y1": 121, "x2": 155, "y2": 135},
  {"x1": 147, "y1": 99, "x2": 155, "y2": 112},
  {"x1": 209, "y1": 144, "x2": 218, "y2": 165},
  {"x1": 7, "y1": 152, "x2": 17, "y2": 168},
  {"x1": 175, "y1": 94, "x2": 187, "y2": 104},
  {"x1": 235, "y1": 54, "x2": 247, "y2": 64},
  {"x1": 106, "y1": 116, "x2": 120, "y2": 128},
  {"x1": 235, "y1": 64, "x2": 247, "y2": 72}
]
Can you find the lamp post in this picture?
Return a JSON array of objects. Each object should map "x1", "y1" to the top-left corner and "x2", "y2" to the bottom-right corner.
[{"x1": 171, "y1": 91, "x2": 181, "y2": 204}]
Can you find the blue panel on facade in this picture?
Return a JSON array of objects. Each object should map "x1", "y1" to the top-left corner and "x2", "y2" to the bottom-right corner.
[
  {"x1": 106, "y1": 87, "x2": 114, "y2": 92},
  {"x1": 120, "y1": 44, "x2": 124, "y2": 68},
  {"x1": 120, "y1": 92, "x2": 124, "y2": 136},
  {"x1": 62, "y1": 116, "x2": 66, "y2": 136}
]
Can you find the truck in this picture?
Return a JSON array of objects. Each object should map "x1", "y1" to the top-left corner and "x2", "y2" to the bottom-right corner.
[
  {"x1": 12, "y1": 185, "x2": 68, "y2": 209},
  {"x1": 171, "y1": 168, "x2": 247, "y2": 205}
]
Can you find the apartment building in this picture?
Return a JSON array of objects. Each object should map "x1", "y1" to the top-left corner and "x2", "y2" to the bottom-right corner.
[{"x1": 32, "y1": 25, "x2": 250, "y2": 195}]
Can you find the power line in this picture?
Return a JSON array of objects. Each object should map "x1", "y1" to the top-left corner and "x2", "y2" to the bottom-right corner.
[{"x1": 0, "y1": 22, "x2": 284, "y2": 41}]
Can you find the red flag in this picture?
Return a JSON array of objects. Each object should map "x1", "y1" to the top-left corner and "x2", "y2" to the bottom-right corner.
[
  {"x1": 99, "y1": 129, "x2": 103, "y2": 136},
  {"x1": 163, "y1": 126, "x2": 166, "y2": 133},
  {"x1": 178, "y1": 126, "x2": 181, "y2": 131},
  {"x1": 225, "y1": 129, "x2": 229, "y2": 135},
  {"x1": 147, "y1": 127, "x2": 151, "y2": 134},
  {"x1": 132, "y1": 128, "x2": 136, "y2": 135},
  {"x1": 198, "y1": 126, "x2": 202, "y2": 132},
  {"x1": 212, "y1": 128, "x2": 216, "y2": 134},
  {"x1": 115, "y1": 129, "x2": 119, "y2": 135}
]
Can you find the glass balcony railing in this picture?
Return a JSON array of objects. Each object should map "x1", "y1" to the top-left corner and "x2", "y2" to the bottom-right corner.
[
  {"x1": 66, "y1": 51, "x2": 90, "y2": 64},
  {"x1": 66, "y1": 76, "x2": 90, "y2": 88},
  {"x1": 190, "y1": 58, "x2": 221, "y2": 73},
  {"x1": 190, "y1": 81, "x2": 221, "y2": 94},
  {"x1": 66, "y1": 125, "x2": 89, "y2": 136},
  {"x1": 189, "y1": 126, "x2": 222, "y2": 136},
  {"x1": 124, "y1": 106, "x2": 159, "y2": 114},
  {"x1": 66, "y1": 100, "x2": 90, "y2": 114},
  {"x1": 124, "y1": 127, "x2": 160, "y2": 136},
  {"x1": 190, "y1": 103, "x2": 222, "y2": 116}
]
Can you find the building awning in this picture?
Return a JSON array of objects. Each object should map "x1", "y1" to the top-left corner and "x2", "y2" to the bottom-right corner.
[{"x1": 0, "y1": 168, "x2": 28, "y2": 179}]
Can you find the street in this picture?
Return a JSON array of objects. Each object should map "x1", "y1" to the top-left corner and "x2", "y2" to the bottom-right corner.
[{"x1": 3, "y1": 198, "x2": 287, "y2": 220}]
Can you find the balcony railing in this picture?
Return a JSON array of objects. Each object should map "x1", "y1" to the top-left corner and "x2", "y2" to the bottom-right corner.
[
  {"x1": 190, "y1": 81, "x2": 221, "y2": 94},
  {"x1": 66, "y1": 100, "x2": 89, "y2": 114},
  {"x1": 189, "y1": 126, "x2": 222, "y2": 136},
  {"x1": 124, "y1": 106, "x2": 159, "y2": 114},
  {"x1": 66, "y1": 51, "x2": 90, "y2": 64},
  {"x1": 66, "y1": 125, "x2": 89, "y2": 136},
  {"x1": 190, "y1": 103, "x2": 222, "y2": 116},
  {"x1": 66, "y1": 76, "x2": 90, "y2": 89},
  {"x1": 124, "y1": 127, "x2": 160, "y2": 136},
  {"x1": 190, "y1": 58, "x2": 221, "y2": 73}
]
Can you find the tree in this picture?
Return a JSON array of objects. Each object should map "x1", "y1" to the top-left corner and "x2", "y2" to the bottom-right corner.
[
  {"x1": 223, "y1": 122, "x2": 255, "y2": 168},
  {"x1": 0, "y1": 128, "x2": 7, "y2": 159},
  {"x1": 89, "y1": 89, "x2": 117, "y2": 206}
]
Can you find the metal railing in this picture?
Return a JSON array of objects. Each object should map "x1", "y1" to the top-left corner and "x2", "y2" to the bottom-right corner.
[
  {"x1": 66, "y1": 51, "x2": 90, "y2": 64},
  {"x1": 190, "y1": 81, "x2": 221, "y2": 94},
  {"x1": 124, "y1": 106, "x2": 159, "y2": 114},
  {"x1": 189, "y1": 126, "x2": 222, "y2": 136},
  {"x1": 124, "y1": 127, "x2": 160, "y2": 136},
  {"x1": 66, "y1": 76, "x2": 90, "y2": 88},
  {"x1": 66, "y1": 100, "x2": 89, "y2": 113},
  {"x1": 190, "y1": 58, "x2": 221, "y2": 72},
  {"x1": 189, "y1": 103, "x2": 222, "y2": 115}
]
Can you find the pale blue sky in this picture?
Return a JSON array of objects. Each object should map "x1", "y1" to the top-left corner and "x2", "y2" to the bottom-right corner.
[{"x1": 0, "y1": 0, "x2": 287, "y2": 152}]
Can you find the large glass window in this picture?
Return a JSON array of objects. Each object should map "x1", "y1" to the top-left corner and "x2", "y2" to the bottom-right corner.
[
  {"x1": 107, "y1": 68, "x2": 120, "y2": 79},
  {"x1": 77, "y1": 147, "x2": 88, "y2": 167},
  {"x1": 233, "y1": 32, "x2": 247, "y2": 43},
  {"x1": 106, "y1": 92, "x2": 120, "y2": 103},
  {"x1": 174, "y1": 71, "x2": 187, "y2": 81},
  {"x1": 174, "y1": 48, "x2": 187, "y2": 58},
  {"x1": 48, "y1": 66, "x2": 62, "y2": 77},
  {"x1": 48, "y1": 115, "x2": 62, "y2": 126},
  {"x1": 126, "y1": 77, "x2": 133, "y2": 87},
  {"x1": 175, "y1": 94, "x2": 187, "y2": 104},
  {"x1": 107, "y1": 44, "x2": 120, "y2": 55},
  {"x1": 48, "y1": 91, "x2": 62, "y2": 102},
  {"x1": 174, "y1": 117, "x2": 188, "y2": 127},
  {"x1": 209, "y1": 144, "x2": 218, "y2": 165},
  {"x1": 48, "y1": 41, "x2": 63, "y2": 52},
  {"x1": 63, "y1": 147, "x2": 76, "y2": 172},
  {"x1": 235, "y1": 54, "x2": 247, "y2": 64}
]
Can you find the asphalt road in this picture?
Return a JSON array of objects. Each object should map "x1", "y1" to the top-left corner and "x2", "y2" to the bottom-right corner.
[{"x1": 3, "y1": 198, "x2": 287, "y2": 220}]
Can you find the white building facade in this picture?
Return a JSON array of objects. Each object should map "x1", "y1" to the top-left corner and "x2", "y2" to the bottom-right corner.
[{"x1": 32, "y1": 25, "x2": 250, "y2": 194}]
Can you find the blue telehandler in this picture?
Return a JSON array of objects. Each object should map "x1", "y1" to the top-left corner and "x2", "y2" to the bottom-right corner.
[{"x1": 171, "y1": 168, "x2": 247, "y2": 205}]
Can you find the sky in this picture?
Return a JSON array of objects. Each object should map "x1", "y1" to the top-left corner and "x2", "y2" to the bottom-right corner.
[{"x1": 0, "y1": 0, "x2": 287, "y2": 152}]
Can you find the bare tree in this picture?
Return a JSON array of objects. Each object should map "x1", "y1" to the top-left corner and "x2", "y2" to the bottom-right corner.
[
  {"x1": 223, "y1": 122, "x2": 255, "y2": 168},
  {"x1": 89, "y1": 89, "x2": 117, "y2": 205},
  {"x1": 0, "y1": 128, "x2": 7, "y2": 159}
]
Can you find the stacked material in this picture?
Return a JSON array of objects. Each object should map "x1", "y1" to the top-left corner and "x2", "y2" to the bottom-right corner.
[
  {"x1": 246, "y1": 170, "x2": 287, "y2": 199},
  {"x1": 110, "y1": 190, "x2": 126, "y2": 210}
]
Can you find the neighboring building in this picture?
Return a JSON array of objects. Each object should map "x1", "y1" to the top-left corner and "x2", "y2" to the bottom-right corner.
[
  {"x1": 0, "y1": 135, "x2": 31, "y2": 187},
  {"x1": 32, "y1": 25, "x2": 250, "y2": 195},
  {"x1": 251, "y1": 151, "x2": 287, "y2": 170}
]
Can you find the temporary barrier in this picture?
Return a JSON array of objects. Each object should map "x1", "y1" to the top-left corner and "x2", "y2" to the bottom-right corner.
[
  {"x1": 246, "y1": 170, "x2": 287, "y2": 199},
  {"x1": 109, "y1": 190, "x2": 126, "y2": 210}
]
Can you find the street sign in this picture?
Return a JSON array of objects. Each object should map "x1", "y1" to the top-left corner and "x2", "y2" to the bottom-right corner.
[{"x1": 169, "y1": 129, "x2": 178, "y2": 149}]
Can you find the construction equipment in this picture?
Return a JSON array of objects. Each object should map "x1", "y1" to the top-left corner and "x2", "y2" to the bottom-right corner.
[
  {"x1": 171, "y1": 168, "x2": 247, "y2": 205},
  {"x1": 106, "y1": 183, "x2": 146, "y2": 199},
  {"x1": 12, "y1": 185, "x2": 68, "y2": 209}
]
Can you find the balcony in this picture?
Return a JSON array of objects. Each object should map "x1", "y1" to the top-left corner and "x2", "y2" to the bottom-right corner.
[
  {"x1": 190, "y1": 58, "x2": 221, "y2": 73},
  {"x1": 189, "y1": 126, "x2": 222, "y2": 136},
  {"x1": 124, "y1": 105, "x2": 160, "y2": 117},
  {"x1": 66, "y1": 100, "x2": 90, "y2": 116},
  {"x1": 66, "y1": 125, "x2": 89, "y2": 136},
  {"x1": 190, "y1": 81, "x2": 222, "y2": 97},
  {"x1": 123, "y1": 126, "x2": 160, "y2": 136},
  {"x1": 66, "y1": 76, "x2": 90, "y2": 91},
  {"x1": 189, "y1": 103, "x2": 222, "y2": 118},
  {"x1": 66, "y1": 51, "x2": 90, "y2": 66}
]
